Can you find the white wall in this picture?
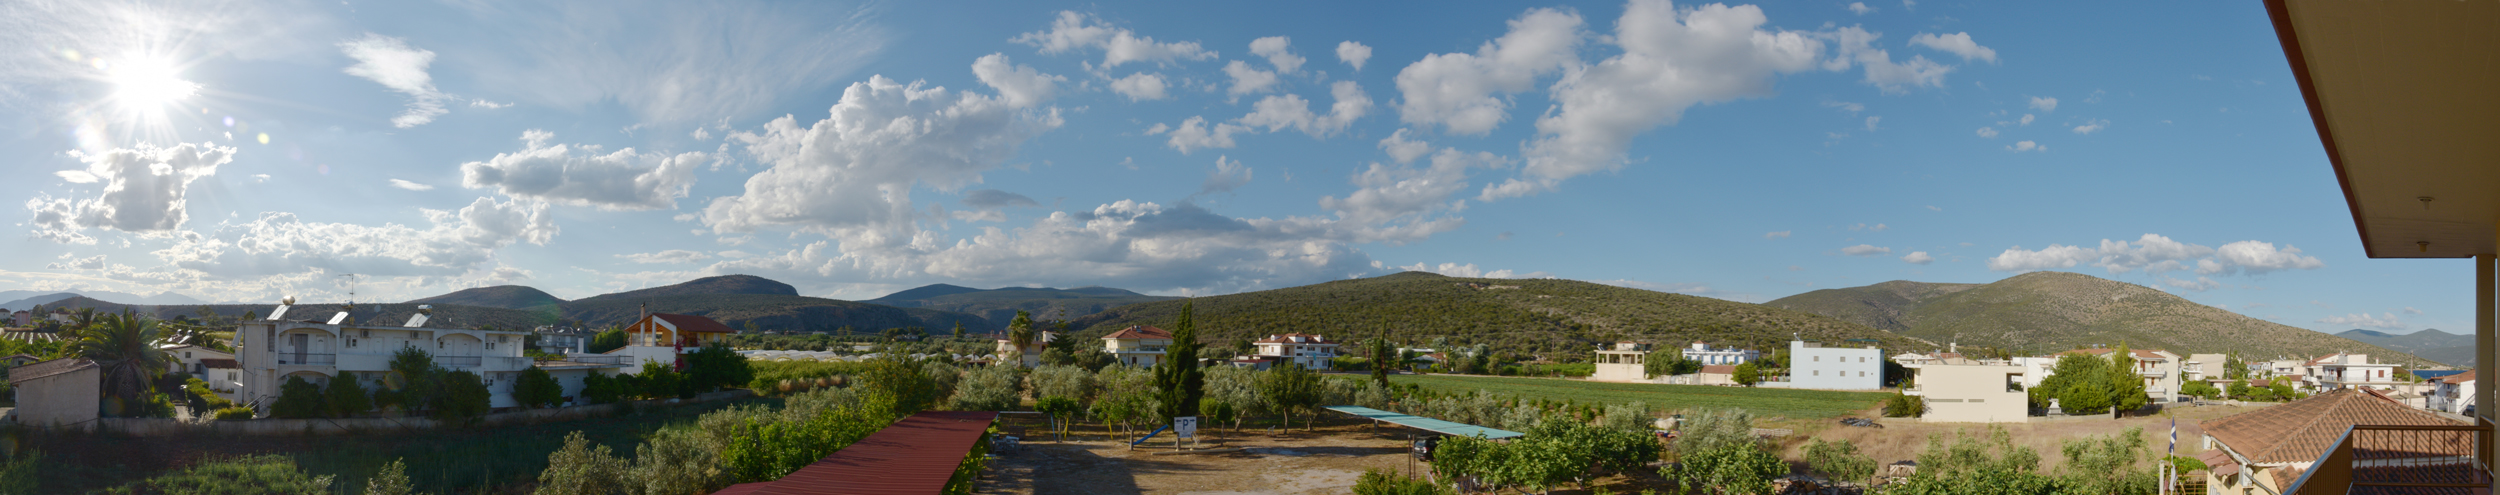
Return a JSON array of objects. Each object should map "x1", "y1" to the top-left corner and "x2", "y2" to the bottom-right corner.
[{"x1": 1790, "y1": 341, "x2": 1884, "y2": 390}]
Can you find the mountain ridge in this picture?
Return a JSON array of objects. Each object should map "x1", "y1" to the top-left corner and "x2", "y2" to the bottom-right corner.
[{"x1": 1767, "y1": 272, "x2": 2438, "y2": 366}]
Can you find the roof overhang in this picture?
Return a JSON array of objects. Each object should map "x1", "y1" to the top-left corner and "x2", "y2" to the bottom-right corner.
[{"x1": 2267, "y1": 0, "x2": 2500, "y2": 258}]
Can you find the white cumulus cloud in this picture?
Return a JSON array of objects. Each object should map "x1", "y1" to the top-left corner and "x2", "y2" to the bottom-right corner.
[
  {"x1": 2073, "y1": 119, "x2": 2108, "y2": 134},
  {"x1": 1249, "y1": 36, "x2": 1303, "y2": 73},
  {"x1": 1337, "y1": 41, "x2": 1372, "y2": 70},
  {"x1": 1393, "y1": 7, "x2": 1584, "y2": 136},
  {"x1": 1158, "y1": 116, "x2": 1246, "y2": 154},
  {"x1": 1976, "y1": 127, "x2": 1998, "y2": 138},
  {"x1": 1841, "y1": 244, "x2": 1891, "y2": 256},
  {"x1": 1223, "y1": 60, "x2": 1281, "y2": 97},
  {"x1": 2319, "y1": 312, "x2": 2405, "y2": 331},
  {"x1": 1236, "y1": 81, "x2": 1372, "y2": 138},
  {"x1": 28, "y1": 142, "x2": 235, "y2": 244},
  {"x1": 2029, "y1": 96, "x2": 2058, "y2": 112},
  {"x1": 1108, "y1": 72, "x2": 1170, "y2": 101},
  {"x1": 1902, "y1": 251, "x2": 1933, "y2": 264},
  {"x1": 970, "y1": 53, "x2": 1064, "y2": 108},
  {"x1": 1908, "y1": 32, "x2": 1997, "y2": 63},
  {"x1": 1014, "y1": 11, "x2": 1215, "y2": 68},
  {"x1": 1847, "y1": 2, "x2": 1876, "y2": 15},
  {"x1": 389, "y1": 179, "x2": 434, "y2": 191},
  {"x1": 2007, "y1": 140, "x2": 2042, "y2": 152},
  {"x1": 459, "y1": 130, "x2": 705, "y2": 211}
]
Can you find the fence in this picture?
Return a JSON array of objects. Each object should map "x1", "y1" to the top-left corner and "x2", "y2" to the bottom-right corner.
[
  {"x1": 2286, "y1": 420, "x2": 2493, "y2": 495},
  {"x1": 433, "y1": 355, "x2": 483, "y2": 368},
  {"x1": 276, "y1": 353, "x2": 334, "y2": 365}
]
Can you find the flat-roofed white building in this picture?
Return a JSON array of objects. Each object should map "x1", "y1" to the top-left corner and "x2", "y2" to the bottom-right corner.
[
  {"x1": 1591, "y1": 342, "x2": 1650, "y2": 382},
  {"x1": 1253, "y1": 333, "x2": 1337, "y2": 370},
  {"x1": 1789, "y1": 340, "x2": 1883, "y2": 390},
  {"x1": 1681, "y1": 341, "x2": 1759, "y2": 365},
  {"x1": 236, "y1": 303, "x2": 628, "y2": 412},
  {"x1": 1905, "y1": 360, "x2": 2029, "y2": 423}
]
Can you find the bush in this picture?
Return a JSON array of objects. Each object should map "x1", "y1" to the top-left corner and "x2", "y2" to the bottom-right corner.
[
  {"x1": 117, "y1": 454, "x2": 335, "y2": 494},
  {"x1": 581, "y1": 373, "x2": 627, "y2": 404},
  {"x1": 1883, "y1": 393, "x2": 1926, "y2": 418},
  {"x1": 214, "y1": 406, "x2": 257, "y2": 420},
  {"x1": 1353, "y1": 468, "x2": 1453, "y2": 495},
  {"x1": 535, "y1": 431, "x2": 629, "y2": 495},
  {"x1": 1663, "y1": 440, "x2": 1787, "y2": 495},
  {"x1": 272, "y1": 375, "x2": 326, "y2": 418},
  {"x1": 363, "y1": 458, "x2": 413, "y2": 495},
  {"x1": 326, "y1": 370, "x2": 372, "y2": 417},
  {"x1": 747, "y1": 360, "x2": 875, "y2": 393},
  {"x1": 514, "y1": 366, "x2": 565, "y2": 409},
  {"x1": 432, "y1": 371, "x2": 492, "y2": 426},
  {"x1": 637, "y1": 361, "x2": 689, "y2": 400},
  {"x1": 683, "y1": 344, "x2": 753, "y2": 393},
  {"x1": 1805, "y1": 438, "x2": 1876, "y2": 483},
  {"x1": 945, "y1": 365, "x2": 1022, "y2": 411}
]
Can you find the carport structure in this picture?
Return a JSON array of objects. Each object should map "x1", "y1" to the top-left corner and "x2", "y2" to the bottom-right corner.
[{"x1": 1323, "y1": 406, "x2": 1524, "y2": 439}]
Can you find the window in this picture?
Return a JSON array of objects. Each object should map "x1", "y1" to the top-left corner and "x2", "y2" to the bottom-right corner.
[
  {"x1": 1814, "y1": 356, "x2": 1821, "y2": 362},
  {"x1": 1814, "y1": 370, "x2": 1821, "y2": 376}
]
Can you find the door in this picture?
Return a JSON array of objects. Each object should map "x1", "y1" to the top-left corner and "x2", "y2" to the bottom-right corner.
[{"x1": 291, "y1": 333, "x2": 308, "y2": 364}]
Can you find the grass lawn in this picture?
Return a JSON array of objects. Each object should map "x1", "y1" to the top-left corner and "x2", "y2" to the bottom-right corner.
[{"x1": 1369, "y1": 374, "x2": 1893, "y2": 420}]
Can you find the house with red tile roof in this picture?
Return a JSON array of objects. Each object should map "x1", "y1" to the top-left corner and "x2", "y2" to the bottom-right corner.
[
  {"x1": 1102, "y1": 325, "x2": 1173, "y2": 367},
  {"x1": 2296, "y1": 352, "x2": 2403, "y2": 392},
  {"x1": 2200, "y1": 388, "x2": 2467, "y2": 495}
]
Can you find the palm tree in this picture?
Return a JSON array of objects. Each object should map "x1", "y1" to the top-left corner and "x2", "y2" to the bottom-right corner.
[
  {"x1": 75, "y1": 311, "x2": 172, "y2": 402},
  {"x1": 1007, "y1": 311, "x2": 1037, "y2": 365}
]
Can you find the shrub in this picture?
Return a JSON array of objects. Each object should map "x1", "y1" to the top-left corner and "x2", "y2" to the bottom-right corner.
[
  {"x1": 633, "y1": 427, "x2": 730, "y2": 495},
  {"x1": 119, "y1": 454, "x2": 334, "y2": 494},
  {"x1": 581, "y1": 373, "x2": 626, "y2": 404},
  {"x1": 535, "y1": 431, "x2": 629, "y2": 495},
  {"x1": 432, "y1": 370, "x2": 492, "y2": 426},
  {"x1": 1663, "y1": 440, "x2": 1786, "y2": 495},
  {"x1": 1883, "y1": 393, "x2": 1926, "y2": 418},
  {"x1": 514, "y1": 366, "x2": 565, "y2": 409},
  {"x1": 683, "y1": 344, "x2": 753, "y2": 393},
  {"x1": 1027, "y1": 365, "x2": 1097, "y2": 404},
  {"x1": 1036, "y1": 396, "x2": 1082, "y2": 440},
  {"x1": 214, "y1": 406, "x2": 257, "y2": 420},
  {"x1": 637, "y1": 361, "x2": 689, "y2": 400},
  {"x1": 326, "y1": 370, "x2": 372, "y2": 417},
  {"x1": 1805, "y1": 438, "x2": 1876, "y2": 483},
  {"x1": 1353, "y1": 468, "x2": 1454, "y2": 495},
  {"x1": 363, "y1": 458, "x2": 413, "y2": 495},
  {"x1": 946, "y1": 365, "x2": 1022, "y2": 411},
  {"x1": 272, "y1": 375, "x2": 326, "y2": 418}
]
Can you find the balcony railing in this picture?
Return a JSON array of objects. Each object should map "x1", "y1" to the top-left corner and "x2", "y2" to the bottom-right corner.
[
  {"x1": 561, "y1": 355, "x2": 632, "y2": 365},
  {"x1": 434, "y1": 356, "x2": 483, "y2": 368},
  {"x1": 277, "y1": 353, "x2": 335, "y2": 365},
  {"x1": 2286, "y1": 420, "x2": 2495, "y2": 495}
]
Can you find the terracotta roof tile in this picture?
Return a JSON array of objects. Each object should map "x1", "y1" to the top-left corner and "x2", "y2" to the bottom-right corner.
[
  {"x1": 2202, "y1": 388, "x2": 2466, "y2": 464},
  {"x1": 752, "y1": 410, "x2": 998, "y2": 494},
  {"x1": 2438, "y1": 370, "x2": 2476, "y2": 384},
  {"x1": 1103, "y1": 325, "x2": 1172, "y2": 340}
]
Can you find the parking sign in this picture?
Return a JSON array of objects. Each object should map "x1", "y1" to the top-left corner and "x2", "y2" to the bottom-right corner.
[{"x1": 1175, "y1": 416, "x2": 1197, "y2": 439}]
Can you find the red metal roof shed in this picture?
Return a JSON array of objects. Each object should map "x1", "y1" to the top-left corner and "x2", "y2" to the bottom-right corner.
[{"x1": 719, "y1": 410, "x2": 1000, "y2": 495}]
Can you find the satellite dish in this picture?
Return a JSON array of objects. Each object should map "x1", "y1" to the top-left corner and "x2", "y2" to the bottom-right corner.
[{"x1": 282, "y1": 296, "x2": 297, "y2": 306}]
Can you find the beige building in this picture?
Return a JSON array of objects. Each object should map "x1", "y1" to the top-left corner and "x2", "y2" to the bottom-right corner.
[
  {"x1": 1904, "y1": 360, "x2": 2029, "y2": 423},
  {"x1": 994, "y1": 331, "x2": 1057, "y2": 368},
  {"x1": 1252, "y1": 333, "x2": 1338, "y2": 370},
  {"x1": 2182, "y1": 353, "x2": 2229, "y2": 382},
  {"x1": 7, "y1": 358, "x2": 99, "y2": 429},
  {"x1": 1590, "y1": 342, "x2": 1650, "y2": 382},
  {"x1": 1102, "y1": 325, "x2": 1172, "y2": 367}
]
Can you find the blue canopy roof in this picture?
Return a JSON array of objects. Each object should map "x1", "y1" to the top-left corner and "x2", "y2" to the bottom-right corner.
[
  {"x1": 1323, "y1": 406, "x2": 1525, "y2": 440},
  {"x1": 2414, "y1": 369, "x2": 2467, "y2": 379}
]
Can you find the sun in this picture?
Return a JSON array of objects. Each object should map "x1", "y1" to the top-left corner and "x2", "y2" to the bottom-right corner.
[{"x1": 102, "y1": 55, "x2": 199, "y2": 116}]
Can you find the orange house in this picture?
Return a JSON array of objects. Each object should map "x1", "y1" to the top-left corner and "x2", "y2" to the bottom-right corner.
[{"x1": 623, "y1": 313, "x2": 736, "y2": 348}]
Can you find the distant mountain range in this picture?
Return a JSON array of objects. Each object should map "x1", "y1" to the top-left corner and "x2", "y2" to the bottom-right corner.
[
  {"x1": 1068, "y1": 271, "x2": 1930, "y2": 359},
  {"x1": 863, "y1": 284, "x2": 1179, "y2": 325},
  {"x1": 2335, "y1": 328, "x2": 2474, "y2": 368},
  {"x1": 1766, "y1": 271, "x2": 2436, "y2": 366},
  {"x1": 0, "y1": 290, "x2": 211, "y2": 311}
]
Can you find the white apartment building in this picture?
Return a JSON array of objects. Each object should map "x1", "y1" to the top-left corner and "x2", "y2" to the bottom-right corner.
[
  {"x1": 2429, "y1": 370, "x2": 2477, "y2": 415},
  {"x1": 1103, "y1": 325, "x2": 1172, "y2": 367},
  {"x1": 1904, "y1": 361, "x2": 2029, "y2": 423},
  {"x1": 1253, "y1": 333, "x2": 1338, "y2": 370},
  {"x1": 2046, "y1": 348, "x2": 2185, "y2": 403},
  {"x1": 2302, "y1": 353, "x2": 2402, "y2": 391},
  {"x1": 1681, "y1": 341, "x2": 1759, "y2": 365},
  {"x1": 235, "y1": 303, "x2": 626, "y2": 413},
  {"x1": 1591, "y1": 342, "x2": 1651, "y2": 382},
  {"x1": 2182, "y1": 353, "x2": 2229, "y2": 382},
  {"x1": 1788, "y1": 340, "x2": 1884, "y2": 390}
]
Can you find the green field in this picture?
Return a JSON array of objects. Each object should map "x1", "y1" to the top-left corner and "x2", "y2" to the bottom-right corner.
[{"x1": 1375, "y1": 374, "x2": 1892, "y2": 420}]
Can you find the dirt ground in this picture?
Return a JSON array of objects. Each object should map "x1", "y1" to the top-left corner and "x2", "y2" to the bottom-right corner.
[
  {"x1": 1788, "y1": 402, "x2": 2265, "y2": 473},
  {"x1": 976, "y1": 414, "x2": 1673, "y2": 495}
]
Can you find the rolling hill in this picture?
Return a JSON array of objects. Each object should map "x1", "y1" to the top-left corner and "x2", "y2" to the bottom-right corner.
[
  {"x1": 406, "y1": 285, "x2": 566, "y2": 311},
  {"x1": 571, "y1": 275, "x2": 796, "y2": 303},
  {"x1": 1767, "y1": 271, "x2": 2437, "y2": 366},
  {"x1": 2337, "y1": 329, "x2": 2474, "y2": 368},
  {"x1": 864, "y1": 284, "x2": 1180, "y2": 324},
  {"x1": 1, "y1": 290, "x2": 213, "y2": 310},
  {"x1": 1065, "y1": 271, "x2": 1928, "y2": 359}
]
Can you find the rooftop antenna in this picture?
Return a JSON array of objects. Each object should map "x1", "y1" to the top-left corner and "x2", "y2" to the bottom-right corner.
[{"x1": 339, "y1": 273, "x2": 359, "y2": 325}]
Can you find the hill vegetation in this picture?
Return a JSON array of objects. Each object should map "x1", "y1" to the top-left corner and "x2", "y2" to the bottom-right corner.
[
  {"x1": 570, "y1": 275, "x2": 797, "y2": 304},
  {"x1": 1767, "y1": 271, "x2": 2436, "y2": 366},
  {"x1": 2336, "y1": 328, "x2": 2474, "y2": 368},
  {"x1": 1066, "y1": 272, "x2": 1926, "y2": 360},
  {"x1": 863, "y1": 284, "x2": 1179, "y2": 325},
  {"x1": 406, "y1": 285, "x2": 566, "y2": 311}
]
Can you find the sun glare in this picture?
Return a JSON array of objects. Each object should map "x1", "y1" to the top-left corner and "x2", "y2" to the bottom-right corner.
[{"x1": 103, "y1": 55, "x2": 199, "y2": 116}]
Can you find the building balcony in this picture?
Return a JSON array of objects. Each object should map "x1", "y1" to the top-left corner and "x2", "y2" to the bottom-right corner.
[
  {"x1": 2286, "y1": 420, "x2": 2495, "y2": 495},
  {"x1": 276, "y1": 353, "x2": 335, "y2": 366},
  {"x1": 2138, "y1": 369, "x2": 2167, "y2": 378},
  {"x1": 435, "y1": 356, "x2": 483, "y2": 368},
  {"x1": 563, "y1": 355, "x2": 632, "y2": 365}
]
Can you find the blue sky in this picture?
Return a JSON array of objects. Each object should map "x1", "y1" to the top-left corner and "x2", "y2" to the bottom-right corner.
[{"x1": 0, "y1": 0, "x2": 2468, "y2": 335}]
